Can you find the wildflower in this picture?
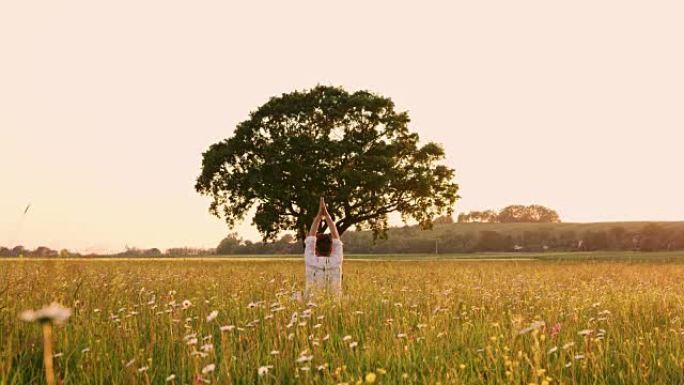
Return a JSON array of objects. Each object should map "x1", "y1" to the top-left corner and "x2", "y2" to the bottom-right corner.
[
  {"x1": 186, "y1": 338, "x2": 198, "y2": 346},
  {"x1": 81, "y1": 348, "x2": 90, "y2": 353},
  {"x1": 365, "y1": 372, "x2": 377, "y2": 383},
  {"x1": 182, "y1": 300, "x2": 192, "y2": 309},
  {"x1": 206, "y1": 310, "x2": 218, "y2": 322},
  {"x1": 19, "y1": 303, "x2": 72, "y2": 385},
  {"x1": 397, "y1": 333, "x2": 408, "y2": 339},
  {"x1": 53, "y1": 353, "x2": 64, "y2": 358},
  {"x1": 518, "y1": 320, "x2": 545, "y2": 335},
  {"x1": 201, "y1": 364, "x2": 215, "y2": 374},
  {"x1": 220, "y1": 325, "x2": 235, "y2": 332},
  {"x1": 165, "y1": 374, "x2": 176, "y2": 382},
  {"x1": 138, "y1": 366, "x2": 149, "y2": 373},
  {"x1": 550, "y1": 322, "x2": 561, "y2": 338},
  {"x1": 574, "y1": 354, "x2": 585, "y2": 360},
  {"x1": 547, "y1": 346, "x2": 558, "y2": 354},
  {"x1": 562, "y1": 342, "x2": 575, "y2": 350},
  {"x1": 349, "y1": 341, "x2": 358, "y2": 349},
  {"x1": 19, "y1": 303, "x2": 71, "y2": 325},
  {"x1": 125, "y1": 359, "x2": 136, "y2": 367},
  {"x1": 270, "y1": 350, "x2": 280, "y2": 355},
  {"x1": 296, "y1": 355, "x2": 313, "y2": 363},
  {"x1": 258, "y1": 365, "x2": 273, "y2": 376},
  {"x1": 578, "y1": 329, "x2": 593, "y2": 336},
  {"x1": 343, "y1": 335, "x2": 352, "y2": 342}
]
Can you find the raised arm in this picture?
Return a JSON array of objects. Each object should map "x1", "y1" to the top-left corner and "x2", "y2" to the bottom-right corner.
[
  {"x1": 321, "y1": 199, "x2": 340, "y2": 240},
  {"x1": 308, "y1": 197, "x2": 325, "y2": 237}
]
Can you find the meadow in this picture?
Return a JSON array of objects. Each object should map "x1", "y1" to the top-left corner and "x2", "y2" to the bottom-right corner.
[{"x1": 2, "y1": 258, "x2": 684, "y2": 384}]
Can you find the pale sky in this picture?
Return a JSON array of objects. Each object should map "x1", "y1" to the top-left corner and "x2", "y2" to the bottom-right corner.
[{"x1": 1, "y1": 1, "x2": 683, "y2": 253}]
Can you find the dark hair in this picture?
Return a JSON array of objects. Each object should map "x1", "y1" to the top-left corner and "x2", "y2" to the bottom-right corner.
[{"x1": 315, "y1": 233, "x2": 333, "y2": 257}]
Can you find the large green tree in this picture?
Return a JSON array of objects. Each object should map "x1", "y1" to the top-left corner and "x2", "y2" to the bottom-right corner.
[{"x1": 196, "y1": 86, "x2": 459, "y2": 242}]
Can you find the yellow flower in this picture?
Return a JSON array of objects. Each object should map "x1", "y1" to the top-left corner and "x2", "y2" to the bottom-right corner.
[
  {"x1": 459, "y1": 364, "x2": 466, "y2": 370},
  {"x1": 365, "y1": 372, "x2": 377, "y2": 383},
  {"x1": 376, "y1": 368, "x2": 387, "y2": 374}
]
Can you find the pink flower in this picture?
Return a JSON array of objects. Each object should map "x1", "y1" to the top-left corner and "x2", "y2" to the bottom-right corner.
[{"x1": 550, "y1": 322, "x2": 561, "y2": 338}]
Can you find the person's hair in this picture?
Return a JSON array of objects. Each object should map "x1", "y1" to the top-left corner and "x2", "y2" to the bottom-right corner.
[{"x1": 315, "y1": 233, "x2": 333, "y2": 257}]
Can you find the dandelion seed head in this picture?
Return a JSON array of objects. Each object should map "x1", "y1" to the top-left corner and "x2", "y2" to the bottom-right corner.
[
  {"x1": 19, "y1": 303, "x2": 71, "y2": 324},
  {"x1": 206, "y1": 310, "x2": 218, "y2": 322}
]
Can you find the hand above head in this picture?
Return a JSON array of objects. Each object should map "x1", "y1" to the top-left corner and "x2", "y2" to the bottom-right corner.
[
  {"x1": 318, "y1": 197, "x2": 326, "y2": 217},
  {"x1": 321, "y1": 197, "x2": 330, "y2": 217}
]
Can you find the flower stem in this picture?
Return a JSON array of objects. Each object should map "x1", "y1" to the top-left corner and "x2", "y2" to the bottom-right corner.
[{"x1": 41, "y1": 322, "x2": 56, "y2": 385}]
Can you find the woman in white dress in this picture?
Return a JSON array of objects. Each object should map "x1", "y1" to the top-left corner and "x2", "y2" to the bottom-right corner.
[{"x1": 304, "y1": 197, "x2": 343, "y2": 298}]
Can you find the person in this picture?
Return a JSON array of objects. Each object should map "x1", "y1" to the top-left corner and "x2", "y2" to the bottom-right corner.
[{"x1": 304, "y1": 197, "x2": 343, "y2": 298}]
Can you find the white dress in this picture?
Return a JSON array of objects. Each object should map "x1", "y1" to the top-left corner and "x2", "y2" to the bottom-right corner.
[{"x1": 304, "y1": 236, "x2": 343, "y2": 296}]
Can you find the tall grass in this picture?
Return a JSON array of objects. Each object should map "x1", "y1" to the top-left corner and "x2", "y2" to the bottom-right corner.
[{"x1": 2, "y1": 259, "x2": 684, "y2": 384}]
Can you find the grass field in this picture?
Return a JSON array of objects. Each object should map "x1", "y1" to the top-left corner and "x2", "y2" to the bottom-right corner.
[{"x1": 3, "y1": 257, "x2": 684, "y2": 384}]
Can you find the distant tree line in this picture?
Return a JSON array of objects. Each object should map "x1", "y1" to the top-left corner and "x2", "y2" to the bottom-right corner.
[
  {"x1": 458, "y1": 205, "x2": 561, "y2": 224},
  {"x1": 214, "y1": 221, "x2": 684, "y2": 254},
  {"x1": 216, "y1": 233, "x2": 300, "y2": 255},
  {"x1": 5, "y1": 221, "x2": 683, "y2": 257},
  {"x1": 0, "y1": 245, "x2": 63, "y2": 257},
  {"x1": 0, "y1": 245, "x2": 216, "y2": 258}
]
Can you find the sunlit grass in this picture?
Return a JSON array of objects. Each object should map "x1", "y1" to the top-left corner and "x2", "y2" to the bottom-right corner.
[{"x1": 2, "y1": 259, "x2": 684, "y2": 384}]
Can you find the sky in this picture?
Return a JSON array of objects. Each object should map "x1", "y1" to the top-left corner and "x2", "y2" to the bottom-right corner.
[{"x1": 1, "y1": 1, "x2": 683, "y2": 253}]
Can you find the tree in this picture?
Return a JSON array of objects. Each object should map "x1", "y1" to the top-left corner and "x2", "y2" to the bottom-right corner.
[
  {"x1": 216, "y1": 233, "x2": 244, "y2": 255},
  {"x1": 143, "y1": 248, "x2": 162, "y2": 257},
  {"x1": 11, "y1": 246, "x2": 26, "y2": 257},
  {"x1": 433, "y1": 215, "x2": 454, "y2": 225},
  {"x1": 196, "y1": 85, "x2": 460, "y2": 242},
  {"x1": 497, "y1": 205, "x2": 560, "y2": 223},
  {"x1": 639, "y1": 223, "x2": 671, "y2": 251},
  {"x1": 32, "y1": 246, "x2": 58, "y2": 257}
]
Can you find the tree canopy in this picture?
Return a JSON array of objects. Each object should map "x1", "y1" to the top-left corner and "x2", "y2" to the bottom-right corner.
[
  {"x1": 196, "y1": 85, "x2": 460, "y2": 241},
  {"x1": 458, "y1": 205, "x2": 561, "y2": 223}
]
